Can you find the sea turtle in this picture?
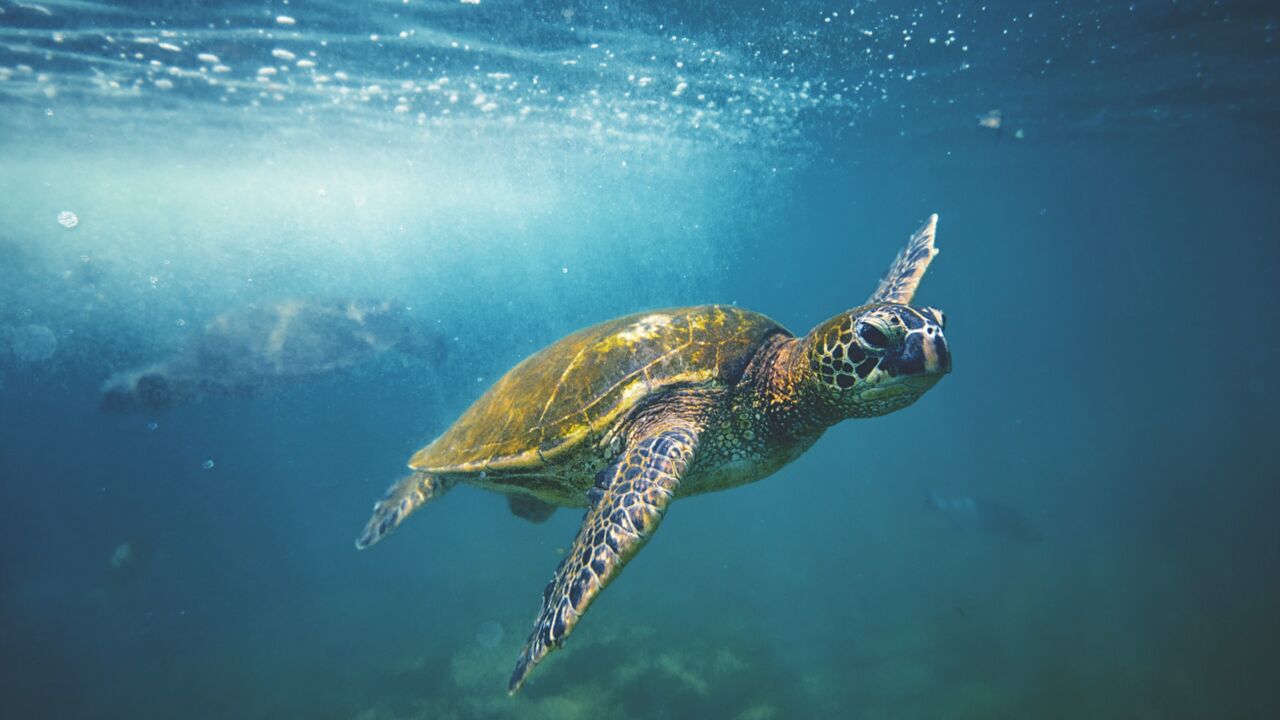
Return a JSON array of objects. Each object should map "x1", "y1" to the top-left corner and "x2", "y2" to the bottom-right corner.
[
  {"x1": 100, "y1": 298, "x2": 446, "y2": 412},
  {"x1": 357, "y1": 215, "x2": 952, "y2": 693}
]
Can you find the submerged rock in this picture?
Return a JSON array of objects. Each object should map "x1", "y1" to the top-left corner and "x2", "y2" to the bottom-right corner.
[
  {"x1": 364, "y1": 620, "x2": 790, "y2": 719},
  {"x1": 735, "y1": 703, "x2": 779, "y2": 720}
]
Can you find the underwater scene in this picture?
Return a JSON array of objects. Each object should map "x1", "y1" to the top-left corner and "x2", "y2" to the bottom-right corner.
[{"x1": 1, "y1": 0, "x2": 1278, "y2": 717}]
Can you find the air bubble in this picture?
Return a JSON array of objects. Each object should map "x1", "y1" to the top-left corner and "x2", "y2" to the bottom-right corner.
[
  {"x1": 7, "y1": 325, "x2": 57, "y2": 361},
  {"x1": 202, "y1": 460, "x2": 215, "y2": 470},
  {"x1": 57, "y1": 210, "x2": 79, "y2": 228}
]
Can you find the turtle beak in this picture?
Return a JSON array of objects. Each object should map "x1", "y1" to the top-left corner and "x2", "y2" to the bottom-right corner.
[
  {"x1": 922, "y1": 326, "x2": 950, "y2": 375},
  {"x1": 898, "y1": 325, "x2": 950, "y2": 377}
]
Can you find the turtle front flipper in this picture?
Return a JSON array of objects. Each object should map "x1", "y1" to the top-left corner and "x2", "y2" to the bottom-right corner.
[
  {"x1": 867, "y1": 214, "x2": 939, "y2": 305},
  {"x1": 508, "y1": 425, "x2": 699, "y2": 694},
  {"x1": 355, "y1": 472, "x2": 454, "y2": 549}
]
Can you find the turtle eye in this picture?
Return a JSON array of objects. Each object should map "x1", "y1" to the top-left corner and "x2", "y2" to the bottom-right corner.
[{"x1": 856, "y1": 322, "x2": 889, "y2": 350}]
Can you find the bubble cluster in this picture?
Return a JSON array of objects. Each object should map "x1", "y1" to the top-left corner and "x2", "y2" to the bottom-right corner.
[
  {"x1": 0, "y1": 0, "x2": 992, "y2": 150},
  {"x1": 57, "y1": 210, "x2": 79, "y2": 228}
]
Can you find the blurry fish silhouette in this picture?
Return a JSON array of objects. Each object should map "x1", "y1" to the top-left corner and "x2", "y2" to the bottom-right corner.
[
  {"x1": 926, "y1": 491, "x2": 1043, "y2": 543},
  {"x1": 104, "y1": 538, "x2": 151, "y2": 587},
  {"x1": 100, "y1": 298, "x2": 447, "y2": 412},
  {"x1": 977, "y1": 108, "x2": 1002, "y2": 130},
  {"x1": 977, "y1": 108, "x2": 1003, "y2": 143},
  {"x1": 84, "y1": 538, "x2": 154, "y2": 615}
]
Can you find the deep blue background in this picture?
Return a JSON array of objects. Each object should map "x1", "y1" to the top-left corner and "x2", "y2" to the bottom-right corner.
[{"x1": 2, "y1": 1, "x2": 1277, "y2": 718}]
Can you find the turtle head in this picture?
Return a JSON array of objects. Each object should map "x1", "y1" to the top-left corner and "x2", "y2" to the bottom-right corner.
[
  {"x1": 802, "y1": 303, "x2": 950, "y2": 419},
  {"x1": 793, "y1": 213, "x2": 950, "y2": 422}
]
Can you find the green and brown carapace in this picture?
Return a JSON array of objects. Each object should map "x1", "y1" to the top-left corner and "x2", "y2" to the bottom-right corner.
[{"x1": 356, "y1": 214, "x2": 951, "y2": 693}]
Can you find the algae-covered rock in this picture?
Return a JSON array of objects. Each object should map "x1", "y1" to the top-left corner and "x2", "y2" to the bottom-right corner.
[
  {"x1": 450, "y1": 640, "x2": 511, "y2": 691},
  {"x1": 367, "y1": 618, "x2": 795, "y2": 719},
  {"x1": 735, "y1": 702, "x2": 779, "y2": 720},
  {"x1": 656, "y1": 651, "x2": 711, "y2": 695},
  {"x1": 710, "y1": 647, "x2": 748, "y2": 677}
]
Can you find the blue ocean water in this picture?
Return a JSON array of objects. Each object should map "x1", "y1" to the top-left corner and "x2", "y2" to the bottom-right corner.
[{"x1": 2, "y1": 1, "x2": 1277, "y2": 717}]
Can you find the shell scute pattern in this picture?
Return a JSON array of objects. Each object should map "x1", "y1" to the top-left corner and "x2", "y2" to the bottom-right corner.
[{"x1": 410, "y1": 306, "x2": 786, "y2": 479}]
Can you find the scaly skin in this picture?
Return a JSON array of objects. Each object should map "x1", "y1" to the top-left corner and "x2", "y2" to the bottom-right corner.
[
  {"x1": 357, "y1": 214, "x2": 951, "y2": 693},
  {"x1": 505, "y1": 301, "x2": 951, "y2": 690},
  {"x1": 510, "y1": 424, "x2": 698, "y2": 693}
]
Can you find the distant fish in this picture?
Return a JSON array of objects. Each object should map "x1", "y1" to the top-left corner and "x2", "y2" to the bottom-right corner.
[
  {"x1": 99, "y1": 298, "x2": 448, "y2": 412},
  {"x1": 104, "y1": 538, "x2": 151, "y2": 588},
  {"x1": 108, "y1": 541, "x2": 133, "y2": 570},
  {"x1": 927, "y1": 491, "x2": 1043, "y2": 543}
]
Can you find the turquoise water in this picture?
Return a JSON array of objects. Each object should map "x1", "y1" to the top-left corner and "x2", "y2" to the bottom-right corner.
[{"x1": 2, "y1": 1, "x2": 1277, "y2": 718}]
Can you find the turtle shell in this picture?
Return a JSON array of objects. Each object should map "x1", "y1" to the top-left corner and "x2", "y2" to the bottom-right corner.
[{"x1": 411, "y1": 305, "x2": 787, "y2": 474}]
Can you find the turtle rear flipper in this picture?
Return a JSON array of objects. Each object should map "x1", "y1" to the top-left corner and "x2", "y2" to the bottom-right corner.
[
  {"x1": 356, "y1": 472, "x2": 454, "y2": 549},
  {"x1": 507, "y1": 495, "x2": 556, "y2": 523}
]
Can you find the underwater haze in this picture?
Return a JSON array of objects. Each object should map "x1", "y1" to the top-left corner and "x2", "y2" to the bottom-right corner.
[{"x1": 2, "y1": 0, "x2": 1278, "y2": 718}]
